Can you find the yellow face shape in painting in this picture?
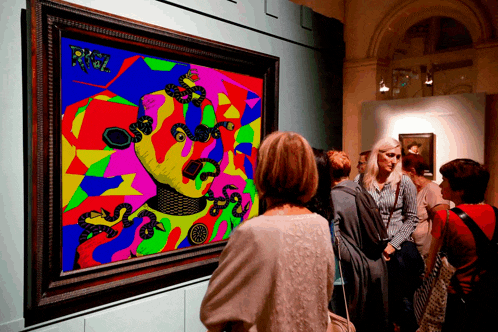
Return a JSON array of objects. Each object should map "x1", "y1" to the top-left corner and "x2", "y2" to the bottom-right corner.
[{"x1": 133, "y1": 88, "x2": 233, "y2": 198}]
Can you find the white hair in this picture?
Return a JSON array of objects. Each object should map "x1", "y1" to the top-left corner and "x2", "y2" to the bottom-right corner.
[{"x1": 362, "y1": 137, "x2": 402, "y2": 191}]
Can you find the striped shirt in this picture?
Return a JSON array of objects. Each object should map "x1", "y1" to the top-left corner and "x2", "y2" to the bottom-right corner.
[{"x1": 354, "y1": 174, "x2": 419, "y2": 249}]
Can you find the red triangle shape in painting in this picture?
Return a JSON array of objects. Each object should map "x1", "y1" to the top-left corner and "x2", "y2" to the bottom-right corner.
[
  {"x1": 216, "y1": 104, "x2": 232, "y2": 115},
  {"x1": 222, "y1": 81, "x2": 247, "y2": 117},
  {"x1": 233, "y1": 151, "x2": 246, "y2": 171},
  {"x1": 66, "y1": 156, "x2": 89, "y2": 175}
]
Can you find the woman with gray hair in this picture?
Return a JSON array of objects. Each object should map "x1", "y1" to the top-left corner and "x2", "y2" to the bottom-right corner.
[{"x1": 356, "y1": 137, "x2": 421, "y2": 332}]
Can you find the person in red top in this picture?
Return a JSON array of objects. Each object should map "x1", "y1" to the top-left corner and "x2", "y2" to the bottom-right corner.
[{"x1": 427, "y1": 158, "x2": 496, "y2": 332}]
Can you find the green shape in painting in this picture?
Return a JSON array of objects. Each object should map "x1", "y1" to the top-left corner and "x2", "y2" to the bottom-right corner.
[
  {"x1": 196, "y1": 163, "x2": 216, "y2": 190},
  {"x1": 183, "y1": 103, "x2": 189, "y2": 119},
  {"x1": 222, "y1": 203, "x2": 242, "y2": 240},
  {"x1": 85, "y1": 155, "x2": 110, "y2": 177},
  {"x1": 136, "y1": 218, "x2": 171, "y2": 256},
  {"x1": 107, "y1": 95, "x2": 137, "y2": 107},
  {"x1": 208, "y1": 202, "x2": 242, "y2": 242},
  {"x1": 243, "y1": 179, "x2": 257, "y2": 202},
  {"x1": 143, "y1": 58, "x2": 179, "y2": 71},
  {"x1": 64, "y1": 186, "x2": 89, "y2": 212},
  {"x1": 75, "y1": 99, "x2": 92, "y2": 117},
  {"x1": 209, "y1": 219, "x2": 222, "y2": 242},
  {"x1": 201, "y1": 104, "x2": 216, "y2": 128},
  {"x1": 235, "y1": 125, "x2": 254, "y2": 144}
]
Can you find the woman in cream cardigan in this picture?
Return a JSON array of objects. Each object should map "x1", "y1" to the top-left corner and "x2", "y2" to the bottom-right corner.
[{"x1": 200, "y1": 131, "x2": 335, "y2": 332}]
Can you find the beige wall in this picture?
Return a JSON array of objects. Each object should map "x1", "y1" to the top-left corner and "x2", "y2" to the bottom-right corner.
[
  {"x1": 342, "y1": 0, "x2": 498, "y2": 204},
  {"x1": 361, "y1": 93, "x2": 486, "y2": 184},
  {"x1": 477, "y1": 42, "x2": 498, "y2": 205},
  {"x1": 485, "y1": 94, "x2": 498, "y2": 206}
]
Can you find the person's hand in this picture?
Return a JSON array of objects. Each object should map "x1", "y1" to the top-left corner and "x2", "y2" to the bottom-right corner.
[{"x1": 383, "y1": 243, "x2": 396, "y2": 261}]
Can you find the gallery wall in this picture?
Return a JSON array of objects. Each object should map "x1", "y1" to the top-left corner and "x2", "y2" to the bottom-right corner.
[
  {"x1": 361, "y1": 93, "x2": 486, "y2": 184},
  {"x1": 0, "y1": 0, "x2": 343, "y2": 331}
]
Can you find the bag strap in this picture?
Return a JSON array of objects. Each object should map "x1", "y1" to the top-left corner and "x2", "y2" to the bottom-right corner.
[
  {"x1": 386, "y1": 181, "x2": 401, "y2": 230},
  {"x1": 450, "y1": 206, "x2": 498, "y2": 290},
  {"x1": 335, "y1": 235, "x2": 352, "y2": 332},
  {"x1": 451, "y1": 206, "x2": 496, "y2": 250},
  {"x1": 439, "y1": 210, "x2": 450, "y2": 254}
]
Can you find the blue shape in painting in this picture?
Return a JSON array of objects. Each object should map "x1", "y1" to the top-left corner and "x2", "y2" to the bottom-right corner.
[
  {"x1": 244, "y1": 156, "x2": 254, "y2": 180},
  {"x1": 177, "y1": 235, "x2": 191, "y2": 249},
  {"x1": 137, "y1": 98, "x2": 146, "y2": 119},
  {"x1": 62, "y1": 224, "x2": 84, "y2": 271},
  {"x1": 246, "y1": 91, "x2": 260, "y2": 100},
  {"x1": 109, "y1": 58, "x2": 189, "y2": 105},
  {"x1": 208, "y1": 138, "x2": 224, "y2": 163},
  {"x1": 80, "y1": 176, "x2": 123, "y2": 197},
  {"x1": 234, "y1": 143, "x2": 252, "y2": 156},
  {"x1": 185, "y1": 105, "x2": 202, "y2": 135},
  {"x1": 93, "y1": 217, "x2": 144, "y2": 264},
  {"x1": 60, "y1": 36, "x2": 190, "y2": 114},
  {"x1": 240, "y1": 100, "x2": 261, "y2": 126}
]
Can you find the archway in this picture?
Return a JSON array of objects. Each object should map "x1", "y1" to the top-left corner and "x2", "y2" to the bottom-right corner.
[{"x1": 368, "y1": 0, "x2": 493, "y2": 59}]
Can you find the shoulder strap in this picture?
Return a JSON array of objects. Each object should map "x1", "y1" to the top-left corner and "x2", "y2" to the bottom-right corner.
[
  {"x1": 439, "y1": 210, "x2": 450, "y2": 254},
  {"x1": 359, "y1": 173, "x2": 365, "y2": 188},
  {"x1": 386, "y1": 180, "x2": 401, "y2": 230},
  {"x1": 451, "y1": 207, "x2": 492, "y2": 248},
  {"x1": 492, "y1": 206, "x2": 498, "y2": 243},
  {"x1": 334, "y1": 235, "x2": 352, "y2": 332}
]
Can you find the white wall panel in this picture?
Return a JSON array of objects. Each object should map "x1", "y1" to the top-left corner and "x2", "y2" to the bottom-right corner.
[
  {"x1": 0, "y1": 0, "x2": 25, "y2": 327},
  {"x1": 361, "y1": 93, "x2": 486, "y2": 183},
  {"x1": 19, "y1": 318, "x2": 84, "y2": 332},
  {"x1": 184, "y1": 281, "x2": 209, "y2": 332},
  {"x1": 84, "y1": 289, "x2": 184, "y2": 332}
]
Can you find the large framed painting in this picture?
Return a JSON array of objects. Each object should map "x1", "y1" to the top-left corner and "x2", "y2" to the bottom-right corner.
[
  {"x1": 25, "y1": 0, "x2": 278, "y2": 325},
  {"x1": 399, "y1": 133, "x2": 435, "y2": 176}
]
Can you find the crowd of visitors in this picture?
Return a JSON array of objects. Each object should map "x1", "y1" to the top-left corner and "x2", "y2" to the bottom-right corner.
[{"x1": 200, "y1": 131, "x2": 496, "y2": 332}]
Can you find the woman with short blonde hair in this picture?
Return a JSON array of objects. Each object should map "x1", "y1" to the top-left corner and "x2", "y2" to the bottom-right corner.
[{"x1": 201, "y1": 131, "x2": 335, "y2": 332}]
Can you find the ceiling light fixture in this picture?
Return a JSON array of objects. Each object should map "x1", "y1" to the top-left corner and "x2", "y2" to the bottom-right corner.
[
  {"x1": 425, "y1": 69, "x2": 433, "y2": 87},
  {"x1": 379, "y1": 77, "x2": 390, "y2": 93}
]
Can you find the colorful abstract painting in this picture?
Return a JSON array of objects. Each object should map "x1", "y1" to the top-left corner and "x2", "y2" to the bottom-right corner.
[{"x1": 61, "y1": 37, "x2": 262, "y2": 272}]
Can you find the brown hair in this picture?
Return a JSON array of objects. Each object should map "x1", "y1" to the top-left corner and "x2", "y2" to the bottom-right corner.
[
  {"x1": 307, "y1": 148, "x2": 334, "y2": 222},
  {"x1": 255, "y1": 131, "x2": 318, "y2": 205},
  {"x1": 327, "y1": 150, "x2": 351, "y2": 180},
  {"x1": 402, "y1": 153, "x2": 428, "y2": 177},
  {"x1": 439, "y1": 159, "x2": 489, "y2": 204}
]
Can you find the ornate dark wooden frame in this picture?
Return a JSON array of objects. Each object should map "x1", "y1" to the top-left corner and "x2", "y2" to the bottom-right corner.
[
  {"x1": 399, "y1": 133, "x2": 435, "y2": 176},
  {"x1": 25, "y1": 0, "x2": 278, "y2": 326}
]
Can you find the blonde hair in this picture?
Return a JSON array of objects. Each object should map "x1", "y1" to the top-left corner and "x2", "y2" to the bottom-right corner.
[
  {"x1": 255, "y1": 131, "x2": 318, "y2": 205},
  {"x1": 362, "y1": 137, "x2": 402, "y2": 191}
]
